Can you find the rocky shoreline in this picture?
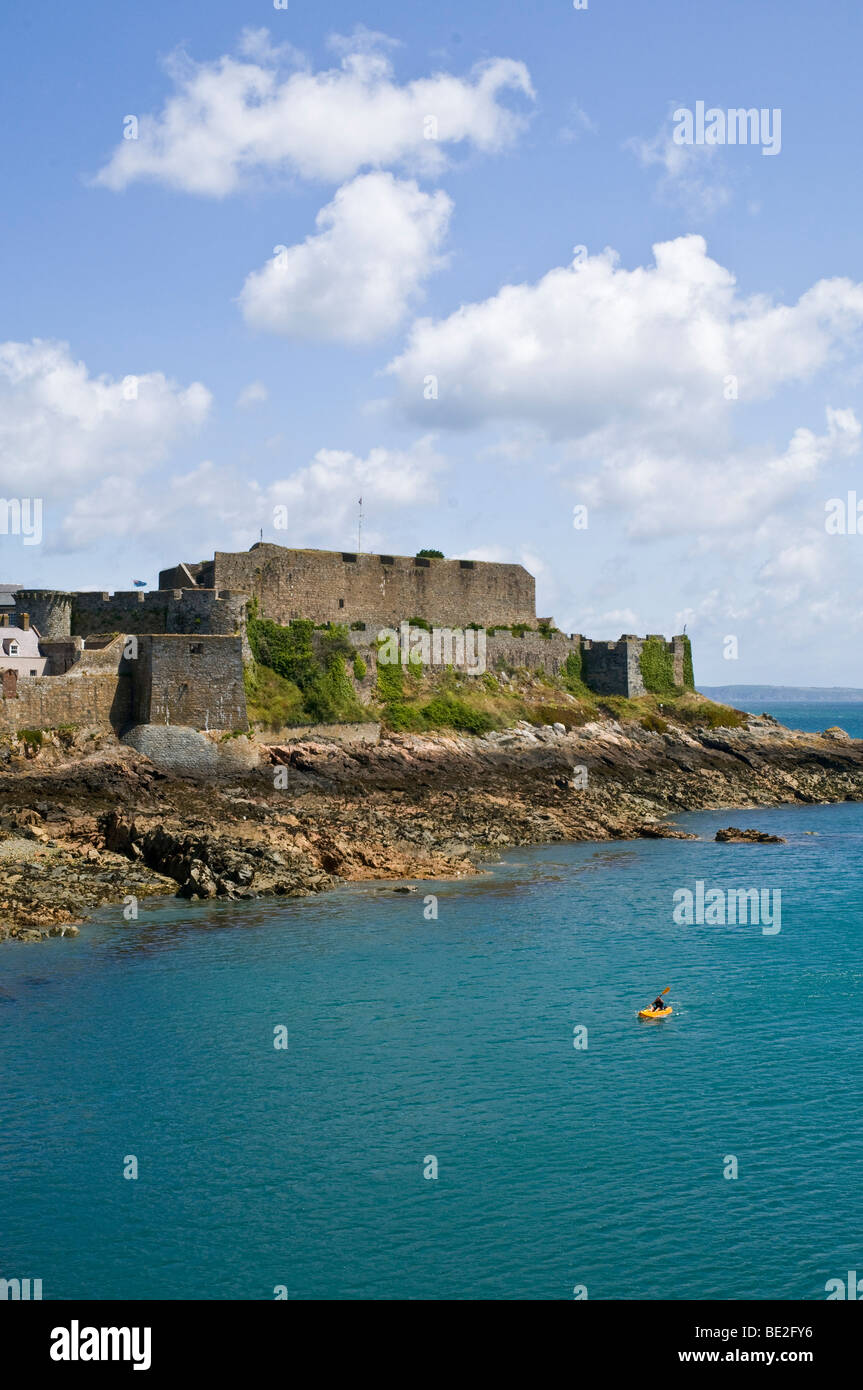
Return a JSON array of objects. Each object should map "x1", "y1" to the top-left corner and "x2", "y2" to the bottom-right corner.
[{"x1": 2, "y1": 712, "x2": 862, "y2": 941}]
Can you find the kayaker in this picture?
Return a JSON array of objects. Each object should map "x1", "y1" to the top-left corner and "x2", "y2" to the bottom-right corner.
[{"x1": 650, "y1": 996, "x2": 665, "y2": 1012}]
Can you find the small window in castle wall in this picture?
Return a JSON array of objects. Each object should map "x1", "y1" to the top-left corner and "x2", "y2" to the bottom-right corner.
[
  {"x1": 414, "y1": 557, "x2": 430, "y2": 568},
  {"x1": 189, "y1": 643, "x2": 204, "y2": 655},
  {"x1": 459, "y1": 560, "x2": 475, "y2": 570},
  {"x1": 339, "y1": 598, "x2": 345, "y2": 608},
  {"x1": 379, "y1": 555, "x2": 394, "y2": 565},
  {"x1": 341, "y1": 553, "x2": 357, "y2": 563}
]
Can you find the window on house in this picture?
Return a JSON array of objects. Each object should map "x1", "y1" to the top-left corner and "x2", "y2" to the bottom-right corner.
[
  {"x1": 9, "y1": 642, "x2": 18, "y2": 654},
  {"x1": 29, "y1": 669, "x2": 36, "y2": 675},
  {"x1": 189, "y1": 643, "x2": 203, "y2": 655}
]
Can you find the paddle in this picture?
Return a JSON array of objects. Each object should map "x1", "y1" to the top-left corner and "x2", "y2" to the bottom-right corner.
[{"x1": 643, "y1": 986, "x2": 670, "y2": 1012}]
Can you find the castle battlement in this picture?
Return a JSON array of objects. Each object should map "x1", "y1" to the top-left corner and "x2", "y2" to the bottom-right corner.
[
  {"x1": 160, "y1": 543, "x2": 536, "y2": 631},
  {"x1": 9, "y1": 588, "x2": 249, "y2": 643},
  {"x1": 1, "y1": 547, "x2": 694, "y2": 735}
]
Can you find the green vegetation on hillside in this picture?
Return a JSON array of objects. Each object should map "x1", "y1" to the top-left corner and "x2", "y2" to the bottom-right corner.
[
  {"x1": 374, "y1": 657, "x2": 496, "y2": 734},
  {"x1": 369, "y1": 657, "x2": 746, "y2": 736},
  {"x1": 245, "y1": 603, "x2": 365, "y2": 726},
  {"x1": 673, "y1": 699, "x2": 747, "y2": 730},
  {"x1": 245, "y1": 600, "x2": 740, "y2": 736},
  {"x1": 243, "y1": 663, "x2": 306, "y2": 728}
]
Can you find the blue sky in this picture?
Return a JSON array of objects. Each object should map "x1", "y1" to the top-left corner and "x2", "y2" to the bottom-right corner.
[{"x1": 2, "y1": 0, "x2": 863, "y2": 683}]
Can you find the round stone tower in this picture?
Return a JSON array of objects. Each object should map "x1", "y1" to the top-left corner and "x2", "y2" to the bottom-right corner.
[{"x1": 13, "y1": 590, "x2": 73, "y2": 640}]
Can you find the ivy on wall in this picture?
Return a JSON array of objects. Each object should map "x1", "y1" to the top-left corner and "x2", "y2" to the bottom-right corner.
[
  {"x1": 562, "y1": 649, "x2": 583, "y2": 690},
  {"x1": 682, "y1": 635, "x2": 695, "y2": 690},
  {"x1": 246, "y1": 602, "x2": 363, "y2": 723},
  {"x1": 639, "y1": 637, "x2": 677, "y2": 694}
]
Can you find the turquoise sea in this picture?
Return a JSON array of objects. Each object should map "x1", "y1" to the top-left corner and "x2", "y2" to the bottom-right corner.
[
  {"x1": 741, "y1": 700, "x2": 863, "y2": 740},
  {"x1": 1, "y1": 705, "x2": 861, "y2": 1301}
]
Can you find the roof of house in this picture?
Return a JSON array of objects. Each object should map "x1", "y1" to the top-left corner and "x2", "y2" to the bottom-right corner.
[{"x1": 1, "y1": 627, "x2": 41, "y2": 655}]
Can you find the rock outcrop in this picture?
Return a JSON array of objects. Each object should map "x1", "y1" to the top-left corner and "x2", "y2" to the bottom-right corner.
[
  {"x1": 2, "y1": 713, "x2": 862, "y2": 939},
  {"x1": 715, "y1": 826, "x2": 787, "y2": 844}
]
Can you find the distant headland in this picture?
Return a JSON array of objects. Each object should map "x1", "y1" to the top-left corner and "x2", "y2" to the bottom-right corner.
[{"x1": 701, "y1": 685, "x2": 863, "y2": 705}]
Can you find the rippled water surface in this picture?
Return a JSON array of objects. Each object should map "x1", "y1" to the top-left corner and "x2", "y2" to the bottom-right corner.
[
  {"x1": 744, "y1": 700, "x2": 863, "y2": 739},
  {"x1": 2, "y1": 796, "x2": 861, "y2": 1300}
]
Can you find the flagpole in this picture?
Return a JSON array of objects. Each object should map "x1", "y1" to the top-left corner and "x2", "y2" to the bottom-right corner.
[{"x1": 357, "y1": 497, "x2": 363, "y2": 554}]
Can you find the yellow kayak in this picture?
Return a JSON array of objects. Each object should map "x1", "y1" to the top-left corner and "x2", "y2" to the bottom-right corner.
[{"x1": 638, "y1": 1006, "x2": 672, "y2": 1019}]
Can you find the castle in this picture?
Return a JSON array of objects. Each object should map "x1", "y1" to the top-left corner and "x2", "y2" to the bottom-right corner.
[{"x1": 0, "y1": 543, "x2": 693, "y2": 735}]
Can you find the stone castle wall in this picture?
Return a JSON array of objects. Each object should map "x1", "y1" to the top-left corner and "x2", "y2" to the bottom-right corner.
[
  {"x1": 485, "y1": 630, "x2": 581, "y2": 677},
  {"x1": 1, "y1": 633, "x2": 247, "y2": 734},
  {"x1": 347, "y1": 629, "x2": 581, "y2": 686},
  {"x1": 39, "y1": 638, "x2": 84, "y2": 676},
  {"x1": 131, "y1": 635, "x2": 247, "y2": 731},
  {"x1": 0, "y1": 673, "x2": 133, "y2": 733},
  {"x1": 162, "y1": 545, "x2": 536, "y2": 630},
  {"x1": 581, "y1": 636, "x2": 646, "y2": 697},
  {"x1": 580, "y1": 635, "x2": 688, "y2": 697},
  {"x1": 3, "y1": 552, "x2": 693, "y2": 735},
  {"x1": 351, "y1": 628, "x2": 689, "y2": 697},
  {"x1": 69, "y1": 589, "x2": 248, "y2": 641},
  {"x1": 12, "y1": 591, "x2": 73, "y2": 641},
  {"x1": 9, "y1": 589, "x2": 247, "y2": 642}
]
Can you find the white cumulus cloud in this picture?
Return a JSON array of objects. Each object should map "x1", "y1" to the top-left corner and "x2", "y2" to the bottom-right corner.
[
  {"x1": 580, "y1": 407, "x2": 862, "y2": 539},
  {"x1": 266, "y1": 436, "x2": 445, "y2": 547},
  {"x1": 52, "y1": 435, "x2": 449, "y2": 557},
  {"x1": 0, "y1": 338, "x2": 211, "y2": 495},
  {"x1": 239, "y1": 173, "x2": 452, "y2": 342},
  {"x1": 53, "y1": 461, "x2": 264, "y2": 554},
  {"x1": 94, "y1": 33, "x2": 534, "y2": 196},
  {"x1": 387, "y1": 235, "x2": 863, "y2": 444}
]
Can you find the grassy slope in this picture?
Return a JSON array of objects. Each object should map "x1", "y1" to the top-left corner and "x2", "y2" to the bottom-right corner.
[{"x1": 245, "y1": 656, "x2": 747, "y2": 735}]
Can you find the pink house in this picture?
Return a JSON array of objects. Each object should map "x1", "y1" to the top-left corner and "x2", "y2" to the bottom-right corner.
[{"x1": 0, "y1": 625, "x2": 47, "y2": 677}]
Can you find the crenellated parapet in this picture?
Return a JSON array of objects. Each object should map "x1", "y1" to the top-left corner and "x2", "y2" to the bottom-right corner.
[
  {"x1": 11, "y1": 590, "x2": 73, "y2": 641},
  {"x1": 10, "y1": 588, "x2": 247, "y2": 642},
  {"x1": 67, "y1": 588, "x2": 248, "y2": 640},
  {"x1": 161, "y1": 544, "x2": 537, "y2": 631},
  {"x1": 581, "y1": 634, "x2": 691, "y2": 696}
]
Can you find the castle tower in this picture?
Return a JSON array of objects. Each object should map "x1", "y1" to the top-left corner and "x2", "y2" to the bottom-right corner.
[{"x1": 13, "y1": 590, "x2": 73, "y2": 640}]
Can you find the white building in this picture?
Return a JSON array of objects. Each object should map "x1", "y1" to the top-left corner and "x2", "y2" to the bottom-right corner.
[{"x1": 0, "y1": 624, "x2": 47, "y2": 677}]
